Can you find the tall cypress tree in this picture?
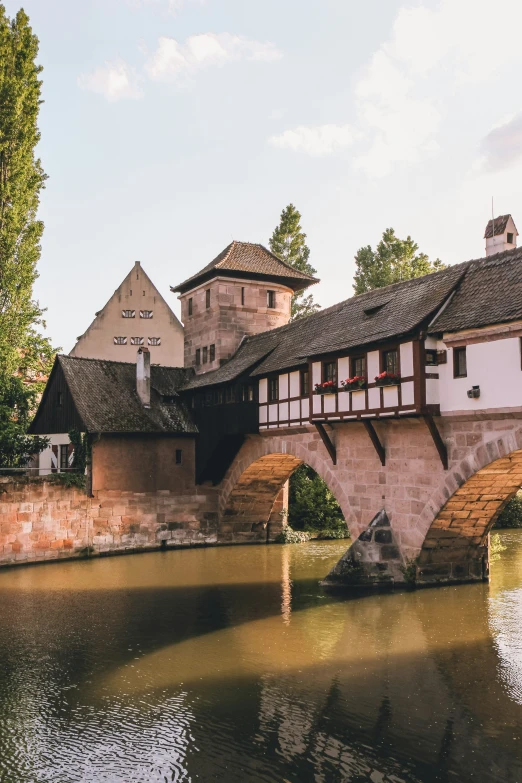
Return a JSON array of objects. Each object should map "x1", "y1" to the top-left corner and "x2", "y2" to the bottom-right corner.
[
  {"x1": 0, "y1": 5, "x2": 50, "y2": 380},
  {"x1": 0, "y1": 6, "x2": 55, "y2": 467},
  {"x1": 269, "y1": 203, "x2": 320, "y2": 321}
]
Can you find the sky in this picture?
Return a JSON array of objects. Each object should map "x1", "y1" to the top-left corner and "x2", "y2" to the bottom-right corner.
[{"x1": 5, "y1": 0, "x2": 522, "y2": 353}]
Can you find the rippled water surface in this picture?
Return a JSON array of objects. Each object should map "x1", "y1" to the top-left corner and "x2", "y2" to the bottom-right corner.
[{"x1": 2, "y1": 534, "x2": 522, "y2": 782}]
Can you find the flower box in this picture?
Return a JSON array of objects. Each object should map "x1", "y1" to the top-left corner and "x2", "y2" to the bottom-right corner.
[
  {"x1": 375, "y1": 372, "x2": 401, "y2": 387},
  {"x1": 340, "y1": 376, "x2": 367, "y2": 392},
  {"x1": 314, "y1": 382, "x2": 337, "y2": 395}
]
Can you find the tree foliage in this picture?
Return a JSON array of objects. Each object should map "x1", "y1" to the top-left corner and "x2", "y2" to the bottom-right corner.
[
  {"x1": 494, "y1": 493, "x2": 522, "y2": 529},
  {"x1": 0, "y1": 6, "x2": 56, "y2": 468},
  {"x1": 288, "y1": 464, "x2": 347, "y2": 533},
  {"x1": 353, "y1": 228, "x2": 446, "y2": 295},
  {"x1": 269, "y1": 203, "x2": 320, "y2": 321}
]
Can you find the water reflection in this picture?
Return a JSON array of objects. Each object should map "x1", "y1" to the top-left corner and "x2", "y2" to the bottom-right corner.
[{"x1": 0, "y1": 537, "x2": 522, "y2": 781}]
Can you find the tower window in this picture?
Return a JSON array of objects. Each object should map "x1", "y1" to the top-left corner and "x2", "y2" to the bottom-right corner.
[
  {"x1": 267, "y1": 290, "x2": 276, "y2": 309},
  {"x1": 188, "y1": 298, "x2": 193, "y2": 316},
  {"x1": 175, "y1": 449, "x2": 182, "y2": 465},
  {"x1": 130, "y1": 337, "x2": 144, "y2": 345},
  {"x1": 241, "y1": 287, "x2": 245, "y2": 306},
  {"x1": 148, "y1": 337, "x2": 161, "y2": 346},
  {"x1": 195, "y1": 349, "x2": 201, "y2": 366},
  {"x1": 140, "y1": 310, "x2": 153, "y2": 319},
  {"x1": 122, "y1": 310, "x2": 135, "y2": 318},
  {"x1": 206, "y1": 289, "x2": 211, "y2": 309},
  {"x1": 114, "y1": 337, "x2": 127, "y2": 345},
  {"x1": 453, "y1": 347, "x2": 467, "y2": 378},
  {"x1": 202, "y1": 346, "x2": 208, "y2": 364},
  {"x1": 57, "y1": 391, "x2": 63, "y2": 407},
  {"x1": 507, "y1": 232, "x2": 514, "y2": 244},
  {"x1": 209, "y1": 344, "x2": 215, "y2": 362}
]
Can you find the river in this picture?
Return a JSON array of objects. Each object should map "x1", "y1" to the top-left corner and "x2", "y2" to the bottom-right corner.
[{"x1": 1, "y1": 532, "x2": 522, "y2": 782}]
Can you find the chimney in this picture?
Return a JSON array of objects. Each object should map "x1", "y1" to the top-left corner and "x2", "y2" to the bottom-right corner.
[
  {"x1": 484, "y1": 214, "x2": 518, "y2": 256},
  {"x1": 137, "y1": 347, "x2": 151, "y2": 408}
]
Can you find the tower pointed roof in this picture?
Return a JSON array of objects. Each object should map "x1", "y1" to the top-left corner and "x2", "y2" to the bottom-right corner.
[{"x1": 171, "y1": 241, "x2": 318, "y2": 294}]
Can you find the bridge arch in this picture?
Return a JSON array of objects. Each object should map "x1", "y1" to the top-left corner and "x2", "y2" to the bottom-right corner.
[
  {"x1": 417, "y1": 433, "x2": 522, "y2": 584},
  {"x1": 218, "y1": 434, "x2": 354, "y2": 543}
]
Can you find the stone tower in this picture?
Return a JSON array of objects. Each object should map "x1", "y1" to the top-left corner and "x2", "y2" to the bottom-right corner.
[{"x1": 171, "y1": 241, "x2": 318, "y2": 373}]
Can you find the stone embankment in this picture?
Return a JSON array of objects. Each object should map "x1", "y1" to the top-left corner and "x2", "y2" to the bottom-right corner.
[{"x1": 0, "y1": 476, "x2": 218, "y2": 566}]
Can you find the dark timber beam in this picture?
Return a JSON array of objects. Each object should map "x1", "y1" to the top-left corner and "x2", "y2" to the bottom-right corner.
[
  {"x1": 363, "y1": 420, "x2": 385, "y2": 466},
  {"x1": 315, "y1": 423, "x2": 337, "y2": 465},
  {"x1": 423, "y1": 413, "x2": 448, "y2": 470}
]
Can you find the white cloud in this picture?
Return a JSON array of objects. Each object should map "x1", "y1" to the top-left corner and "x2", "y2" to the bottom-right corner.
[
  {"x1": 145, "y1": 33, "x2": 281, "y2": 82},
  {"x1": 479, "y1": 113, "x2": 522, "y2": 171},
  {"x1": 269, "y1": 124, "x2": 358, "y2": 157},
  {"x1": 78, "y1": 61, "x2": 143, "y2": 102}
]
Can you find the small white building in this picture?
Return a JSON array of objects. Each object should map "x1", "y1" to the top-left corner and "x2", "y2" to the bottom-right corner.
[{"x1": 485, "y1": 214, "x2": 518, "y2": 256}]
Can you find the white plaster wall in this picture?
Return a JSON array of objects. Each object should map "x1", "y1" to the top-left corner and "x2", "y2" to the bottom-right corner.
[
  {"x1": 338, "y1": 357, "x2": 349, "y2": 382},
  {"x1": 401, "y1": 381, "x2": 415, "y2": 406},
  {"x1": 368, "y1": 387, "x2": 380, "y2": 409},
  {"x1": 289, "y1": 371, "x2": 300, "y2": 398},
  {"x1": 302, "y1": 399, "x2": 309, "y2": 418},
  {"x1": 312, "y1": 362, "x2": 321, "y2": 386},
  {"x1": 426, "y1": 379, "x2": 439, "y2": 405},
  {"x1": 279, "y1": 374, "x2": 289, "y2": 401},
  {"x1": 269, "y1": 404, "x2": 278, "y2": 422},
  {"x1": 313, "y1": 395, "x2": 321, "y2": 414},
  {"x1": 289, "y1": 400, "x2": 300, "y2": 420},
  {"x1": 38, "y1": 433, "x2": 71, "y2": 475},
  {"x1": 367, "y1": 351, "x2": 380, "y2": 381},
  {"x1": 383, "y1": 386, "x2": 399, "y2": 408},
  {"x1": 259, "y1": 378, "x2": 267, "y2": 404},
  {"x1": 324, "y1": 394, "x2": 337, "y2": 413},
  {"x1": 439, "y1": 336, "x2": 522, "y2": 412},
  {"x1": 278, "y1": 402, "x2": 289, "y2": 421},
  {"x1": 352, "y1": 391, "x2": 366, "y2": 411},
  {"x1": 259, "y1": 406, "x2": 267, "y2": 424},
  {"x1": 338, "y1": 392, "x2": 351, "y2": 412},
  {"x1": 400, "y1": 342, "x2": 414, "y2": 377}
]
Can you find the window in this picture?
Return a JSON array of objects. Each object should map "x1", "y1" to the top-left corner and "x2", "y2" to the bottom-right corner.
[
  {"x1": 122, "y1": 310, "x2": 135, "y2": 318},
  {"x1": 140, "y1": 310, "x2": 153, "y2": 319},
  {"x1": 202, "y1": 346, "x2": 208, "y2": 364},
  {"x1": 209, "y1": 344, "x2": 215, "y2": 362},
  {"x1": 175, "y1": 449, "x2": 182, "y2": 465},
  {"x1": 216, "y1": 388, "x2": 224, "y2": 404},
  {"x1": 114, "y1": 337, "x2": 127, "y2": 345},
  {"x1": 268, "y1": 376, "x2": 279, "y2": 402},
  {"x1": 453, "y1": 346, "x2": 467, "y2": 378},
  {"x1": 206, "y1": 289, "x2": 211, "y2": 309},
  {"x1": 148, "y1": 337, "x2": 161, "y2": 346},
  {"x1": 382, "y1": 349, "x2": 398, "y2": 375},
  {"x1": 425, "y1": 349, "x2": 438, "y2": 366},
  {"x1": 130, "y1": 290, "x2": 132, "y2": 296},
  {"x1": 188, "y1": 298, "x2": 193, "y2": 316},
  {"x1": 225, "y1": 385, "x2": 235, "y2": 403},
  {"x1": 351, "y1": 355, "x2": 366, "y2": 378},
  {"x1": 195, "y1": 348, "x2": 201, "y2": 366},
  {"x1": 508, "y1": 232, "x2": 514, "y2": 244},
  {"x1": 267, "y1": 290, "x2": 276, "y2": 309},
  {"x1": 57, "y1": 391, "x2": 63, "y2": 407},
  {"x1": 323, "y1": 361, "x2": 336, "y2": 385},
  {"x1": 240, "y1": 385, "x2": 254, "y2": 402},
  {"x1": 60, "y1": 444, "x2": 69, "y2": 472},
  {"x1": 241, "y1": 287, "x2": 245, "y2": 306},
  {"x1": 301, "y1": 368, "x2": 309, "y2": 396},
  {"x1": 130, "y1": 337, "x2": 144, "y2": 345}
]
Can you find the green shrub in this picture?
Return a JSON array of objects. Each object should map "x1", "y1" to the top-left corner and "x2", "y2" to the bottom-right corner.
[
  {"x1": 494, "y1": 492, "x2": 522, "y2": 529},
  {"x1": 275, "y1": 527, "x2": 310, "y2": 544},
  {"x1": 313, "y1": 528, "x2": 350, "y2": 540},
  {"x1": 490, "y1": 533, "x2": 507, "y2": 562},
  {"x1": 289, "y1": 464, "x2": 347, "y2": 534}
]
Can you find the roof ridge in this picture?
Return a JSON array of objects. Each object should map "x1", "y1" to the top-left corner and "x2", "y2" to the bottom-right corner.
[{"x1": 60, "y1": 354, "x2": 186, "y2": 371}]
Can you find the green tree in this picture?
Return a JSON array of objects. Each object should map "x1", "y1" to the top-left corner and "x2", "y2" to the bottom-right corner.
[
  {"x1": 0, "y1": 6, "x2": 56, "y2": 468},
  {"x1": 288, "y1": 464, "x2": 347, "y2": 536},
  {"x1": 494, "y1": 492, "x2": 522, "y2": 529},
  {"x1": 269, "y1": 203, "x2": 320, "y2": 321},
  {"x1": 353, "y1": 227, "x2": 446, "y2": 295}
]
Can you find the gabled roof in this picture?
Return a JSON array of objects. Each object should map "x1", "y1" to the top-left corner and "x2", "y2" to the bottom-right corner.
[
  {"x1": 428, "y1": 246, "x2": 522, "y2": 333},
  {"x1": 31, "y1": 356, "x2": 197, "y2": 434},
  {"x1": 171, "y1": 241, "x2": 318, "y2": 294},
  {"x1": 184, "y1": 262, "x2": 469, "y2": 389},
  {"x1": 484, "y1": 214, "x2": 518, "y2": 239}
]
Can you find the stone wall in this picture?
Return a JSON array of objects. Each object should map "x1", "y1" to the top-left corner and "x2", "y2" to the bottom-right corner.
[{"x1": 0, "y1": 476, "x2": 218, "y2": 566}]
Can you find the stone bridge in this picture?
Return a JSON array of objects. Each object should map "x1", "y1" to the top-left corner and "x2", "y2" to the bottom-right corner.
[{"x1": 217, "y1": 414, "x2": 522, "y2": 587}]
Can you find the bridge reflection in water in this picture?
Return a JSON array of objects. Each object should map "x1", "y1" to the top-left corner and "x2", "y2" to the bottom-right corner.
[{"x1": 0, "y1": 537, "x2": 522, "y2": 782}]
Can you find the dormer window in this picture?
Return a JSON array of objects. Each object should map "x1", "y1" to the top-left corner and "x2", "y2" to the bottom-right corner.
[
  {"x1": 148, "y1": 337, "x2": 161, "y2": 346},
  {"x1": 114, "y1": 337, "x2": 127, "y2": 345},
  {"x1": 122, "y1": 310, "x2": 135, "y2": 318},
  {"x1": 130, "y1": 337, "x2": 144, "y2": 345},
  {"x1": 507, "y1": 232, "x2": 514, "y2": 244},
  {"x1": 140, "y1": 310, "x2": 153, "y2": 319}
]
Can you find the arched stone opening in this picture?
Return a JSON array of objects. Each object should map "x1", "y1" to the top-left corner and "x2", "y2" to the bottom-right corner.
[{"x1": 418, "y1": 448, "x2": 522, "y2": 584}]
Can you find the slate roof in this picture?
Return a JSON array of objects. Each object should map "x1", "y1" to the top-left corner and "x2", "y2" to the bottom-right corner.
[
  {"x1": 56, "y1": 356, "x2": 197, "y2": 434},
  {"x1": 428, "y1": 246, "x2": 522, "y2": 333},
  {"x1": 172, "y1": 241, "x2": 318, "y2": 294},
  {"x1": 484, "y1": 214, "x2": 515, "y2": 239},
  {"x1": 184, "y1": 262, "x2": 470, "y2": 388}
]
